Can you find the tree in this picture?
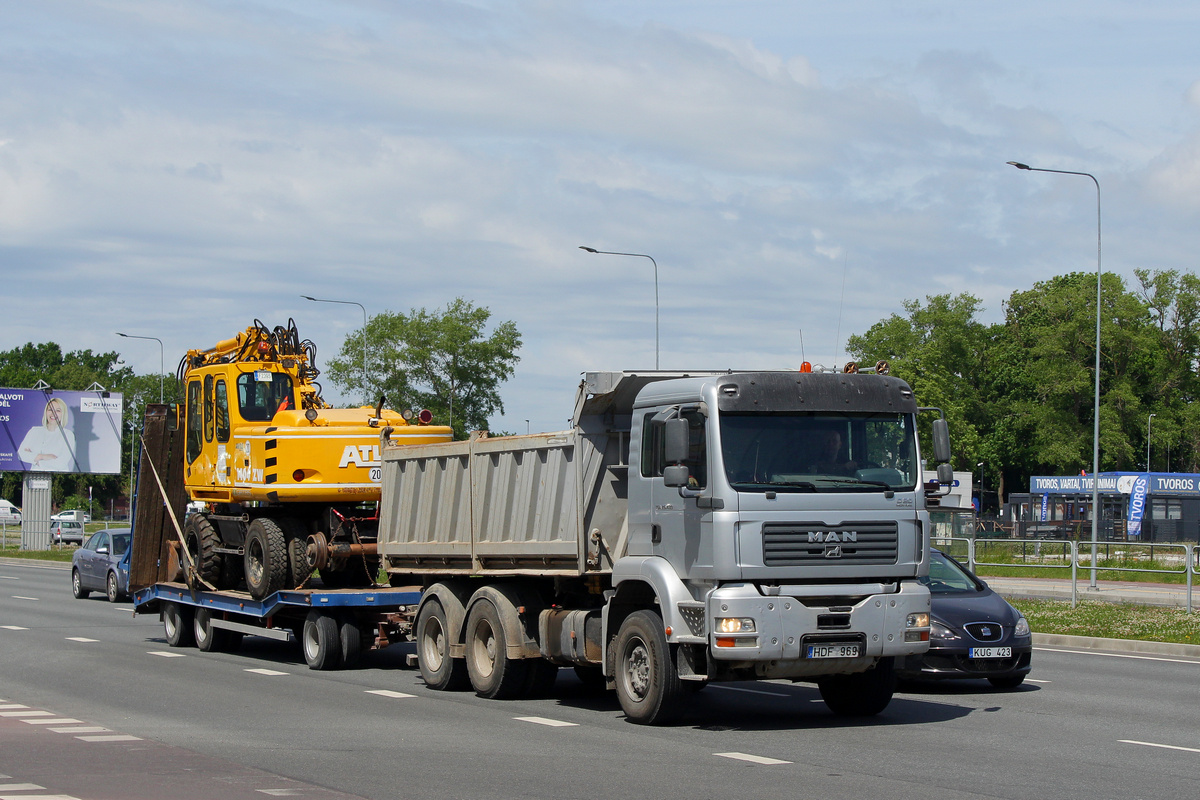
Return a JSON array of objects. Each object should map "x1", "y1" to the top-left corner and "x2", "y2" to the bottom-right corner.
[{"x1": 326, "y1": 298, "x2": 521, "y2": 439}]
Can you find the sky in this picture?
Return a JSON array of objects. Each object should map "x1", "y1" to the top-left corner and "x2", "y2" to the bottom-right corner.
[{"x1": 2, "y1": 1, "x2": 1199, "y2": 434}]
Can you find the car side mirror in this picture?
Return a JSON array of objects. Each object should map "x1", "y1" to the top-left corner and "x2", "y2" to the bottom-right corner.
[{"x1": 97, "y1": 546, "x2": 108, "y2": 555}]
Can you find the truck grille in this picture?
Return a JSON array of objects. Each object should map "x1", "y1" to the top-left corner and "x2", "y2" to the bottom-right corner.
[{"x1": 762, "y1": 522, "x2": 899, "y2": 566}]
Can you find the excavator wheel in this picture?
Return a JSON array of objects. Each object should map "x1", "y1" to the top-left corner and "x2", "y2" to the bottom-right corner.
[
  {"x1": 244, "y1": 518, "x2": 289, "y2": 599},
  {"x1": 183, "y1": 514, "x2": 223, "y2": 588}
]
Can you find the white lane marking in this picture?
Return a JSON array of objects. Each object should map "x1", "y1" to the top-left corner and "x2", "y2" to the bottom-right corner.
[
  {"x1": 715, "y1": 752, "x2": 793, "y2": 765},
  {"x1": 1025, "y1": 678, "x2": 1052, "y2": 684},
  {"x1": 22, "y1": 718, "x2": 83, "y2": 726},
  {"x1": 0, "y1": 785, "x2": 45, "y2": 792},
  {"x1": 514, "y1": 716, "x2": 578, "y2": 727},
  {"x1": 49, "y1": 726, "x2": 110, "y2": 734},
  {"x1": 256, "y1": 790, "x2": 305, "y2": 797},
  {"x1": 711, "y1": 685, "x2": 791, "y2": 698},
  {"x1": 148, "y1": 651, "x2": 186, "y2": 658},
  {"x1": 0, "y1": 626, "x2": 28, "y2": 630},
  {"x1": 0, "y1": 710, "x2": 53, "y2": 718},
  {"x1": 65, "y1": 637, "x2": 98, "y2": 643},
  {"x1": 75, "y1": 734, "x2": 142, "y2": 742},
  {"x1": 0, "y1": 704, "x2": 29, "y2": 710},
  {"x1": 1036, "y1": 647, "x2": 1200, "y2": 666},
  {"x1": 365, "y1": 689, "x2": 415, "y2": 699},
  {"x1": 1120, "y1": 739, "x2": 1200, "y2": 754},
  {"x1": 11, "y1": 596, "x2": 38, "y2": 601},
  {"x1": 245, "y1": 668, "x2": 288, "y2": 676},
  {"x1": 0, "y1": 794, "x2": 82, "y2": 800},
  {"x1": 0, "y1": 576, "x2": 18, "y2": 580}
]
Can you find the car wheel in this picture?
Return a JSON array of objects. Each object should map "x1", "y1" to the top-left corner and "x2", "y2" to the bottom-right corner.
[
  {"x1": 71, "y1": 568, "x2": 89, "y2": 600},
  {"x1": 106, "y1": 572, "x2": 124, "y2": 603}
]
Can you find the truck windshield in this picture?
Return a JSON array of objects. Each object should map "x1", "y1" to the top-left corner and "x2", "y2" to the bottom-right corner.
[
  {"x1": 237, "y1": 371, "x2": 295, "y2": 422},
  {"x1": 719, "y1": 412, "x2": 917, "y2": 492}
]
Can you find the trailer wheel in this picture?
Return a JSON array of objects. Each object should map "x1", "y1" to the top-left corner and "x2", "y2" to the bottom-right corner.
[
  {"x1": 71, "y1": 568, "x2": 89, "y2": 600},
  {"x1": 339, "y1": 613, "x2": 362, "y2": 669},
  {"x1": 416, "y1": 600, "x2": 469, "y2": 691},
  {"x1": 194, "y1": 608, "x2": 236, "y2": 653},
  {"x1": 464, "y1": 599, "x2": 528, "y2": 699},
  {"x1": 184, "y1": 514, "x2": 223, "y2": 587},
  {"x1": 163, "y1": 601, "x2": 195, "y2": 648},
  {"x1": 244, "y1": 518, "x2": 288, "y2": 599},
  {"x1": 613, "y1": 609, "x2": 684, "y2": 725},
  {"x1": 817, "y1": 657, "x2": 896, "y2": 716},
  {"x1": 302, "y1": 610, "x2": 342, "y2": 670}
]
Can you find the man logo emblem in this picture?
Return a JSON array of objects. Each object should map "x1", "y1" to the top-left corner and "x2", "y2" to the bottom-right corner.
[{"x1": 824, "y1": 545, "x2": 843, "y2": 558}]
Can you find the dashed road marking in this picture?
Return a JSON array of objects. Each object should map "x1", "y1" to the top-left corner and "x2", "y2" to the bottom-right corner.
[
  {"x1": 1120, "y1": 739, "x2": 1200, "y2": 754},
  {"x1": 245, "y1": 668, "x2": 289, "y2": 676},
  {"x1": 148, "y1": 651, "x2": 186, "y2": 658},
  {"x1": 514, "y1": 716, "x2": 578, "y2": 727},
  {"x1": 715, "y1": 752, "x2": 792, "y2": 765},
  {"x1": 0, "y1": 784, "x2": 45, "y2": 791},
  {"x1": 0, "y1": 710, "x2": 54, "y2": 718},
  {"x1": 711, "y1": 685, "x2": 791, "y2": 697},
  {"x1": 75, "y1": 734, "x2": 142, "y2": 742},
  {"x1": 11, "y1": 595, "x2": 38, "y2": 601},
  {"x1": 0, "y1": 704, "x2": 29, "y2": 710},
  {"x1": 49, "y1": 726, "x2": 110, "y2": 734},
  {"x1": 1026, "y1": 678, "x2": 1052, "y2": 684},
  {"x1": 22, "y1": 718, "x2": 84, "y2": 726},
  {"x1": 365, "y1": 689, "x2": 415, "y2": 699},
  {"x1": 65, "y1": 637, "x2": 98, "y2": 643},
  {"x1": 0, "y1": 626, "x2": 28, "y2": 630},
  {"x1": 256, "y1": 790, "x2": 305, "y2": 797}
]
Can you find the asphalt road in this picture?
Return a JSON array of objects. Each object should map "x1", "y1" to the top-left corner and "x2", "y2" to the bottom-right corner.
[{"x1": 2, "y1": 560, "x2": 1198, "y2": 800}]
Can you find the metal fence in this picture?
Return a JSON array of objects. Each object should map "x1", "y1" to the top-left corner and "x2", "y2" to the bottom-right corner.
[{"x1": 931, "y1": 535, "x2": 1197, "y2": 613}]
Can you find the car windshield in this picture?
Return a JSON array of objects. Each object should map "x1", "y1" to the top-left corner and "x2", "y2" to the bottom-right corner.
[
  {"x1": 111, "y1": 534, "x2": 130, "y2": 556},
  {"x1": 719, "y1": 411, "x2": 917, "y2": 492},
  {"x1": 921, "y1": 551, "x2": 984, "y2": 594}
]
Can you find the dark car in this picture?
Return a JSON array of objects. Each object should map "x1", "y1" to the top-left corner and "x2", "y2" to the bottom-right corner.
[
  {"x1": 896, "y1": 549, "x2": 1032, "y2": 689},
  {"x1": 51, "y1": 519, "x2": 86, "y2": 545},
  {"x1": 71, "y1": 528, "x2": 132, "y2": 602}
]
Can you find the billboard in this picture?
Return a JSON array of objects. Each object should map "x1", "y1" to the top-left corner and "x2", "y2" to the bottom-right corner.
[{"x1": 0, "y1": 388, "x2": 124, "y2": 475}]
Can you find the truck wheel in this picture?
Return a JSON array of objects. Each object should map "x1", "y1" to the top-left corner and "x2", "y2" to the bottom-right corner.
[
  {"x1": 416, "y1": 600, "x2": 469, "y2": 691},
  {"x1": 194, "y1": 608, "x2": 234, "y2": 653},
  {"x1": 339, "y1": 613, "x2": 362, "y2": 669},
  {"x1": 71, "y1": 568, "x2": 89, "y2": 599},
  {"x1": 817, "y1": 657, "x2": 896, "y2": 716},
  {"x1": 281, "y1": 518, "x2": 311, "y2": 588},
  {"x1": 464, "y1": 599, "x2": 528, "y2": 699},
  {"x1": 613, "y1": 609, "x2": 684, "y2": 725},
  {"x1": 244, "y1": 518, "x2": 288, "y2": 599},
  {"x1": 522, "y1": 659, "x2": 559, "y2": 699},
  {"x1": 184, "y1": 514, "x2": 223, "y2": 587},
  {"x1": 163, "y1": 602, "x2": 195, "y2": 648},
  {"x1": 302, "y1": 610, "x2": 342, "y2": 670}
]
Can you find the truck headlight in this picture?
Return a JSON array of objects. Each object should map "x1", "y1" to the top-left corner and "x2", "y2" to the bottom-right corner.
[
  {"x1": 715, "y1": 617, "x2": 756, "y2": 634},
  {"x1": 906, "y1": 612, "x2": 930, "y2": 629}
]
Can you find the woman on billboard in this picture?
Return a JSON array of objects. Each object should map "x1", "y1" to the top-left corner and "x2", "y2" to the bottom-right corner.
[{"x1": 18, "y1": 397, "x2": 78, "y2": 472}]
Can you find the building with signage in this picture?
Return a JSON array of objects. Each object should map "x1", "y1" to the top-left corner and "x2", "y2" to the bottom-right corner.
[{"x1": 1005, "y1": 473, "x2": 1200, "y2": 542}]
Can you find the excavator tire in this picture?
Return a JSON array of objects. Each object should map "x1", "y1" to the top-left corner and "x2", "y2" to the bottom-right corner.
[
  {"x1": 183, "y1": 514, "x2": 223, "y2": 588},
  {"x1": 244, "y1": 518, "x2": 289, "y2": 599}
]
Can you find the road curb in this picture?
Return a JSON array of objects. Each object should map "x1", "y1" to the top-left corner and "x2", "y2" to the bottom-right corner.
[{"x1": 1032, "y1": 632, "x2": 1200, "y2": 658}]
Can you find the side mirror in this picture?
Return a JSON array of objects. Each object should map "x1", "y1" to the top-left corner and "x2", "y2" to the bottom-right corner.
[
  {"x1": 664, "y1": 464, "x2": 690, "y2": 488},
  {"x1": 664, "y1": 418, "x2": 690, "y2": 464},
  {"x1": 937, "y1": 463, "x2": 954, "y2": 486},
  {"x1": 97, "y1": 546, "x2": 109, "y2": 555},
  {"x1": 932, "y1": 418, "x2": 951, "y2": 463}
]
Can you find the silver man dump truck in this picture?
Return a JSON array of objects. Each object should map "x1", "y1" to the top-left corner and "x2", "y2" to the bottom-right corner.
[{"x1": 379, "y1": 368, "x2": 950, "y2": 724}]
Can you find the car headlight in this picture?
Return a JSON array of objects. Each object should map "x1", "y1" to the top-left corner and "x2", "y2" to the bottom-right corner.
[
  {"x1": 1014, "y1": 615, "x2": 1030, "y2": 638},
  {"x1": 930, "y1": 620, "x2": 958, "y2": 640}
]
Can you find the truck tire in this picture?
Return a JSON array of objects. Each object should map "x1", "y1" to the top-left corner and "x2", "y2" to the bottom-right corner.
[
  {"x1": 613, "y1": 609, "x2": 684, "y2": 725},
  {"x1": 416, "y1": 600, "x2": 469, "y2": 691},
  {"x1": 817, "y1": 657, "x2": 896, "y2": 716},
  {"x1": 244, "y1": 518, "x2": 288, "y2": 599},
  {"x1": 194, "y1": 607, "x2": 238, "y2": 653},
  {"x1": 163, "y1": 602, "x2": 195, "y2": 648},
  {"x1": 183, "y1": 514, "x2": 223, "y2": 587},
  {"x1": 71, "y1": 568, "x2": 89, "y2": 599},
  {"x1": 464, "y1": 598, "x2": 528, "y2": 699},
  {"x1": 281, "y1": 518, "x2": 311, "y2": 588},
  {"x1": 302, "y1": 610, "x2": 342, "y2": 670},
  {"x1": 339, "y1": 613, "x2": 362, "y2": 669}
]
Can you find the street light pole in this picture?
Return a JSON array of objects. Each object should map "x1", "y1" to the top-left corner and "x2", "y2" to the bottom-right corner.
[
  {"x1": 579, "y1": 246, "x2": 660, "y2": 369},
  {"x1": 115, "y1": 332, "x2": 164, "y2": 403},
  {"x1": 1008, "y1": 161, "x2": 1102, "y2": 588},
  {"x1": 302, "y1": 295, "x2": 369, "y2": 405},
  {"x1": 976, "y1": 461, "x2": 985, "y2": 519},
  {"x1": 1147, "y1": 413, "x2": 1156, "y2": 471}
]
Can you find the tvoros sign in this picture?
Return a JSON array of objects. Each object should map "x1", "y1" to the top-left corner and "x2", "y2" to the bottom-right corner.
[{"x1": 0, "y1": 388, "x2": 124, "y2": 475}]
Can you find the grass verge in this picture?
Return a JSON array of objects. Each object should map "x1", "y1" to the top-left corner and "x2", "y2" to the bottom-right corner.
[{"x1": 1010, "y1": 598, "x2": 1200, "y2": 647}]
